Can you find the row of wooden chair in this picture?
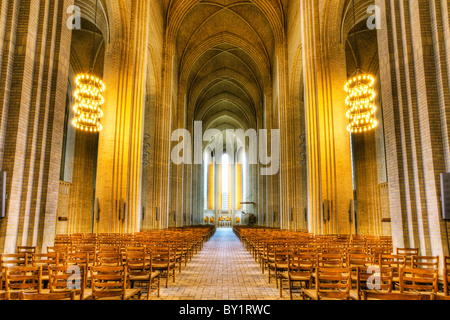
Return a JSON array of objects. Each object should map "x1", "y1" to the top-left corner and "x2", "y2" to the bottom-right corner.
[
  {"x1": 235, "y1": 226, "x2": 450, "y2": 300},
  {"x1": 0, "y1": 259, "x2": 158, "y2": 300},
  {"x1": 0, "y1": 226, "x2": 216, "y2": 300}
]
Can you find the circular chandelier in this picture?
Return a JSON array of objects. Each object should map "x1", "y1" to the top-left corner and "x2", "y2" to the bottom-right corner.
[
  {"x1": 71, "y1": 0, "x2": 105, "y2": 133},
  {"x1": 345, "y1": 72, "x2": 378, "y2": 134},
  {"x1": 72, "y1": 73, "x2": 105, "y2": 132}
]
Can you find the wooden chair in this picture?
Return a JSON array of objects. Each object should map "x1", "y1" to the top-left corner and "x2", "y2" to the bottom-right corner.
[
  {"x1": 90, "y1": 265, "x2": 141, "y2": 300},
  {"x1": 444, "y1": 256, "x2": 450, "y2": 296},
  {"x1": 19, "y1": 290, "x2": 76, "y2": 300},
  {"x1": 261, "y1": 241, "x2": 284, "y2": 274},
  {"x1": 75, "y1": 246, "x2": 96, "y2": 265},
  {"x1": 31, "y1": 252, "x2": 59, "y2": 285},
  {"x1": 125, "y1": 252, "x2": 161, "y2": 299},
  {"x1": 351, "y1": 266, "x2": 393, "y2": 300},
  {"x1": 379, "y1": 254, "x2": 406, "y2": 288},
  {"x1": 4, "y1": 266, "x2": 42, "y2": 300},
  {"x1": 0, "y1": 253, "x2": 29, "y2": 290},
  {"x1": 362, "y1": 290, "x2": 431, "y2": 300},
  {"x1": 301, "y1": 267, "x2": 352, "y2": 300},
  {"x1": 151, "y1": 247, "x2": 176, "y2": 288},
  {"x1": 279, "y1": 253, "x2": 315, "y2": 300},
  {"x1": 268, "y1": 247, "x2": 291, "y2": 288},
  {"x1": 398, "y1": 267, "x2": 438, "y2": 294},
  {"x1": 48, "y1": 265, "x2": 91, "y2": 300}
]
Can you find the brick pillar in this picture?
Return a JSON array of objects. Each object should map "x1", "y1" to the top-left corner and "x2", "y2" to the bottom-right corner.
[
  {"x1": 94, "y1": 0, "x2": 149, "y2": 234},
  {"x1": 0, "y1": 0, "x2": 73, "y2": 253},
  {"x1": 300, "y1": 0, "x2": 354, "y2": 235},
  {"x1": 376, "y1": 0, "x2": 450, "y2": 257}
]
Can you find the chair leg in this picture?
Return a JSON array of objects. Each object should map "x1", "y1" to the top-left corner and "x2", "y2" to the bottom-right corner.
[
  {"x1": 279, "y1": 277, "x2": 283, "y2": 298},
  {"x1": 275, "y1": 270, "x2": 279, "y2": 289},
  {"x1": 289, "y1": 280, "x2": 293, "y2": 300}
]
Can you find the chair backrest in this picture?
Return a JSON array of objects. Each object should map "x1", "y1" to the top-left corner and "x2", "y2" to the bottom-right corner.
[
  {"x1": 0, "y1": 253, "x2": 29, "y2": 269},
  {"x1": 321, "y1": 246, "x2": 345, "y2": 255},
  {"x1": 396, "y1": 248, "x2": 419, "y2": 265},
  {"x1": 19, "y1": 291, "x2": 76, "y2": 300},
  {"x1": 362, "y1": 290, "x2": 431, "y2": 300},
  {"x1": 317, "y1": 253, "x2": 344, "y2": 268},
  {"x1": 96, "y1": 252, "x2": 123, "y2": 266},
  {"x1": 314, "y1": 267, "x2": 352, "y2": 299},
  {"x1": 379, "y1": 254, "x2": 406, "y2": 271},
  {"x1": 63, "y1": 252, "x2": 90, "y2": 267},
  {"x1": 126, "y1": 246, "x2": 146, "y2": 254},
  {"x1": 287, "y1": 253, "x2": 315, "y2": 274},
  {"x1": 98, "y1": 245, "x2": 120, "y2": 253},
  {"x1": 90, "y1": 265, "x2": 127, "y2": 300},
  {"x1": 48, "y1": 265, "x2": 86, "y2": 298},
  {"x1": 396, "y1": 248, "x2": 419, "y2": 256},
  {"x1": 399, "y1": 267, "x2": 438, "y2": 294},
  {"x1": 411, "y1": 256, "x2": 439, "y2": 270},
  {"x1": 31, "y1": 253, "x2": 60, "y2": 276},
  {"x1": 296, "y1": 247, "x2": 318, "y2": 255},
  {"x1": 347, "y1": 253, "x2": 375, "y2": 267},
  {"x1": 274, "y1": 248, "x2": 292, "y2": 265},
  {"x1": 4, "y1": 266, "x2": 42, "y2": 294},
  {"x1": 126, "y1": 252, "x2": 152, "y2": 276},
  {"x1": 17, "y1": 246, "x2": 36, "y2": 254},
  {"x1": 151, "y1": 247, "x2": 172, "y2": 265},
  {"x1": 75, "y1": 245, "x2": 96, "y2": 254}
]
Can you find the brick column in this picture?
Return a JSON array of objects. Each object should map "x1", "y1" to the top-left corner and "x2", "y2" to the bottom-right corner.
[
  {"x1": 0, "y1": 0, "x2": 73, "y2": 253},
  {"x1": 376, "y1": 0, "x2": 450, "y2": 257},
  {"x1": 94, "y1": 0, "x2": 149, "y2": 234}
]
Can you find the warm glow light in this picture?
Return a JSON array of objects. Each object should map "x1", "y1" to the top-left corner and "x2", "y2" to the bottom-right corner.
[
  {"x1": 345, "y1": 72, "x2": 378, "y2": 133},
  {"x1": 72, "y1": 73, "x2": 105, "y2": 132}
]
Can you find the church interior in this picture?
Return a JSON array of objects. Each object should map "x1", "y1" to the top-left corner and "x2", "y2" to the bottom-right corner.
[{"x1": 1, "y1": 0, "x2": 450, "y2": 301}]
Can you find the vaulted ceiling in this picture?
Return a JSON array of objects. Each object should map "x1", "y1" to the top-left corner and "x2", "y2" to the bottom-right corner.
[{"x1": 174, "y1": 0, "x2": 280, "y2": 132}]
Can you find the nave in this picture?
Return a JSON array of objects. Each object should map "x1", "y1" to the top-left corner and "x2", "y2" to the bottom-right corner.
[{"x1": 152, "y1": 228, "x2": 286, "y2": 300}]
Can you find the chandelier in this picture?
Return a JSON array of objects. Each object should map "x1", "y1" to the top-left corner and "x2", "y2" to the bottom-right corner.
[
  {"x1": 345, "y1": 0, "x2": 377, "y2": 134},
  {"x1": 345, "y1": 71, "x2": 378, "y2": 133},
  {"x1": 72, "y1": 0, "x2": 104, "y2": 133},
  {"x1": 72, "y1": 74, "x2": 105, "y2": 132}
]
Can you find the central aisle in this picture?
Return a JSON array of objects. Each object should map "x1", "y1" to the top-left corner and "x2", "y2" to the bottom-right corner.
[{"x1": 153, "y1": 228, "x2": 288, "y2": 300}]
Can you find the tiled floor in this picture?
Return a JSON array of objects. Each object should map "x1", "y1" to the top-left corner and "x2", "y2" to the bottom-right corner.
[{"x1": 150, "y1": 228, "x2": 288, "y2": 300}]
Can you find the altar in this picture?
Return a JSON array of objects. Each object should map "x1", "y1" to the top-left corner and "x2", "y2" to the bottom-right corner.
[{"x1": 218, "y1": 216, "x2": 232, "y2": 227}]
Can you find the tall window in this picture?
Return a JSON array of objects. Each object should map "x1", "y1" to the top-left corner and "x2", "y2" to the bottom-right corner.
[
  {"x1": 204, "y1": 152, "x2": 208, "y2": 210},
  {"x1": 222, "y1": 153, "x2": 229, "y2": 211},
  {"x1": 242, "y1": 153, "x2": 246, "y2": 202}
]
